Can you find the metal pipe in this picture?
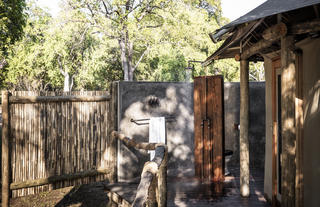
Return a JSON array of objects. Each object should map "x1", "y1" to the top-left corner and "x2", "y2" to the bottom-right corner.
[{"x1": 130, "y1": 117, "x2": 176, "y2": 126}]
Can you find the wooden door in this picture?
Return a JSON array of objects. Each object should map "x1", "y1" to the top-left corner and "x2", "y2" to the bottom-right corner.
[{"x1": 194, "y1": 75, "x2": 225, "y2": 183}]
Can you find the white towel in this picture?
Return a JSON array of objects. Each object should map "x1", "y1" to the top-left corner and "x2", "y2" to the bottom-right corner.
[{"x1": 149, "y1": 117, "x2": 166, "y2": 160}]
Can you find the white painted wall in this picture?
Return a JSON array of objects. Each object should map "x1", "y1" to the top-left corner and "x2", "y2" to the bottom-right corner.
[{"x1": 296, "y1": 37, "x2": 320, "y2": 207}]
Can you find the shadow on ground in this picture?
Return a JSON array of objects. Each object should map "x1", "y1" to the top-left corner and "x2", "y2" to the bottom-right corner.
[
  {"x1": 10, "y1": 182, "x2": 109, "y2": 207},
  {"x1": 9, "y1": 167, "x2": 270, "y2": 207}
]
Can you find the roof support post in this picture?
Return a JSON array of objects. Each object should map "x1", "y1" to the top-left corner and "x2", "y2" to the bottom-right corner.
[
  {"x1": 295, "y1": 50, "x2": 303, "y2": 207},
  {"x1": 280, "y1": 36, "x2": 296, "y2": 207},
  {"x1": 240, "y1": 59, "x2": 250, "y2": 197}
]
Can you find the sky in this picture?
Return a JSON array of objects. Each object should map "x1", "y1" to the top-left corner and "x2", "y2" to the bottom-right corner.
[
  {"x1": 221, "y1": 0, "x2": 267, "y2": 21},
  {"x1": 36, "y1": 0, "x2": 267, "y2": 21}
]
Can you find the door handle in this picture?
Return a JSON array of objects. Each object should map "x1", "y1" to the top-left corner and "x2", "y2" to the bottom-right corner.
[
  {"x1": 201, "y1": 118, "x2": 211, "y2": 128},
  {"x1": 201, "y1": 120, "x2": 205, "y2": 127}
]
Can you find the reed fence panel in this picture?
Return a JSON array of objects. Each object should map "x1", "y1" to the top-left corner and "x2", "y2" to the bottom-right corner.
[{"x1": 5, "y1": 91, "x2": 115, "y2": 197}]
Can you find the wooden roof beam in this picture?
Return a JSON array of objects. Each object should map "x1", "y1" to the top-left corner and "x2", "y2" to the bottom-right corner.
[
  {"x1": 289, "y1": 19, "x2": 320, "y2": 35},
  {"x1": 262, "y1": 22, "x2": 287, "y2": 41},
  {"x1": 314, "y1": 5, "x2": 319, "y2": 19},
  {"x1": 236, "y1": 39, "x2": 280, "y2": 61},
  {"x1": 216, "y1": 18, "x2": 320, "y2": 62},
  {"x1": 235, "y1": 23, "x2": 287, "y2": 60}
]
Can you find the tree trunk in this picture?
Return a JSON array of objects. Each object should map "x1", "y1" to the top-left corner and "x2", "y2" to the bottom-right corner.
[
  {"x1": 62, "y1": 71, "x2": 74, "y2": 92},
  {"x1": 240, "y1": 59, "x2": 250, "y2": 197},
  {"x1": 127, "y1": 42, "x2": 134, "y2": 81},
  {"x1": 0, "y1": 58, "x2": 7, "y2": 70},
  {"x1": 119, "y1": 28, "x2": 135, "y2": 81},
  {"x1": 119, "y1": 37, "x2": 130, "y2": 81},
  {"x1": 58, "y1": 57, "x2": 74, "y2": 92}
]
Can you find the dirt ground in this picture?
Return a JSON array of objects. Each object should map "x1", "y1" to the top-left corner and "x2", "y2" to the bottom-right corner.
[{"x1": 9, "y1": 182, "x2": 110, "y2": 207}]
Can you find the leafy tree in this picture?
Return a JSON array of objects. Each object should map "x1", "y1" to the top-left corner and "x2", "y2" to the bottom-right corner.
[
  {"x1": 249, "y1": 62, "x2": 265, "y2": 81},
  {"x1": 67, "y1": 0, "x2": 170, "y2": 81},
  {"x1": 4, "y1": 0, "x2": 248, "y2": 91},
  {"x1": 44, "y1": 12, "x2": 96, "y2": 91},
  {"x1": 0, "y1": 0, "x2": 26, "y2": 55},
  {"x1": 4, "y1": 3, "x2": 51, "y2": 90},
  {"x1": 74, "y1": 37, "x2": 123, "y2": 90},
  {"x1": 6, "y1": 4, "x2": 93, "y2": 91},
  {"x1": 0, "y1": 0, "x2": 26, "y2": 88},
  {"x1": 5, "y1": 2, "x2": 122, "y2": 91},
  {"x1": 150, "y1": 52, "x2": 187, "y2": 82},
  {"x1": 132, "y1": 0, "x2": 239, "y2": 82}
]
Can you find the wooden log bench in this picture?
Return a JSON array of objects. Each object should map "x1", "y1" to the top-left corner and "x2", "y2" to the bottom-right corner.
[{"x1": 106, "y1": 131, "x2": 168, "y2": 207}]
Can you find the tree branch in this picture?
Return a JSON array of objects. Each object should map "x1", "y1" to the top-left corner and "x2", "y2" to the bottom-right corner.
[
  {"x1": 0, "y1": 58, "x2": 7, "y2": 70},
  {"x1": 145, "y1": 24, "x2": 163, "y2": 29},
  {"x1": 57, "y1": 56, "x2": 66, "y2": 76},
  {"x1": 102, "y1": 0, "x2": 110, "y2": 15},
  {"x1": 133, "y1": 47, "x2": 149, "y2": 71},
  {"x1": 69, "y1": 25, "x2": 90, "y2": 59}
]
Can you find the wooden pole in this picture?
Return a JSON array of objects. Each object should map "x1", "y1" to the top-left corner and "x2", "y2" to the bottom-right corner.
[
  {"x1": 132, "y1": 146, "x2": 166, "y2": 207},
  {"x1": 2, "y1": 91, "x2": 10, "y2": 207},
  {"x1": 281, "y1": 36, "x2": 296, "y2": 207},
  {"x1": 109, "y1": 82, "x2": 118, "y2": 183},
  {"x1": 10, "y1": 168, "x2": 112, "y2": 190},
  {"x1": 240, "y1": 60, "x2": 250, "y2": 197},
  {"x1": 9, "y1": 95, "x2": 111, "y2": 104},
  {"x1": 157, "y1": 147, "x2": 167, "y2": 207},
  {"x1": 112, "y1": 131, "x2": 157, "y2": 150},
  {"x1": 295, "y1": 50, "x2": 304, "y2": 207}
]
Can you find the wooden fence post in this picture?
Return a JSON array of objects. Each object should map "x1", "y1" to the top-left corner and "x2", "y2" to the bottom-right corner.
[
  {"x1": 240, "y1": 60, "x2": 250, "y2": 197},
  {"x1": 109, "y1": 82, "x2": 118, "y2": 183},
  {"x1": 2, "y1": 91, "x2": 10, "y2": 207}
]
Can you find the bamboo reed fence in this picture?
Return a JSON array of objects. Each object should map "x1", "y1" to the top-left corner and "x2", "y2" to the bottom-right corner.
[{"x1": 1, "y1": 90, "x2": 117, "y2": 207}]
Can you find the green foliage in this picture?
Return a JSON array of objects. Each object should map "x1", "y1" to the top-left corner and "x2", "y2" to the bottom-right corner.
[
  {"x1": 210, "y1": 59, "x2": 240, "y2": 81},
  {"x1": 4, "y1": 3, "x2": 50, "y2": 90},
  {"x1": 249, "y1": 62, "x2": 265, "y2": 81},
  {"x1": 67, "y1": 0, "x2": 171, "y2": 80},
  {"x1": 0, "y1": 0, "x2": 26, "y2": 88},
  {"x1": 134, "y1": 0, "x2": 238, "y2": 82},
  {"x1": 75, "y1": 39, "x2": 123, "y2": 90},
  {"x1": 150, "y1": 53, "x2": 187, "y2": 82},
  {"x1": 3, "y1": 0, "x2": 261, "y2": 91},
  {"x1": 0, "y1": 0, "x2": 26, "y2": 54},
  {"x1": 5, "y1": 2, "x2": 122, "y2": 90}
]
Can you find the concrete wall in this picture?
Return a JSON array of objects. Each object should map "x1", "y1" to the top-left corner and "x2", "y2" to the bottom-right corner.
[
  {"x1": 224, "y1": 82, "x2": 266, "y2": 168},
  {"x1": 297, "y1": 38, "x2": 320, "y2": 207},
  {"x1": 117, "y1": 82, "x2": 194, "y2": 181},
  {"x1": 116, "y1": 81, "x2": 266, "y2": 181}
]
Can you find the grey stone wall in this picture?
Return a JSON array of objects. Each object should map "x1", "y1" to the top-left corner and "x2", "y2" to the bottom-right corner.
[
  {"x1": 116, "y1": 81, "x2": 265, "y2": 181},
  {"x1": 224, "y1": 82, "x2": 266, "y2": 168},
  {"x1": 116, "y1": 81, "x2": 194, "y2": 181}
]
